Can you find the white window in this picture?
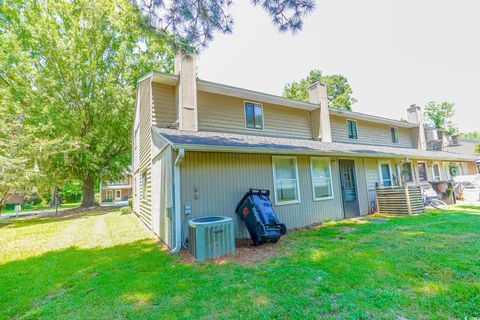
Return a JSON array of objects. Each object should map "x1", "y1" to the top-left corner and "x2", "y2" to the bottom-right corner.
[
  {"x1": 244, "y1": 102, "x2": 264, "y2": 130},
  {"x1": 390, "y1": 127, "x2": 399, "y2": 144},
  {"x1": 443, "y1": 163, "x2": 451, "y2": 180},
  {"x1": 141, "y1": 172, "x2": 147, "y2": 199},
  {"x1": 272, "y1": 156, "x2": 300, "y2": 205},
  {"x1": 115, "y1": 190, "x2": 121, "y2": 200},
  {"x1": 134, "y1": 127, "x2": 140, "y2": 169},
  {"x1": 106, "y1": 190, "x2": 113, "y2": 200},
  {"x1": 310, "y1": 157, "x2": 334, "y2": 200},
  {"x1": 347, "y1": 119, "x2": 358, "y2": 139},
  {"x1": 417, "y1": 161, "x2": 428, "y2": 182},
  {"x1": 432, "y1": 162, "x2": 441, "y2": 181},
  {"x1": 378, "y1": 161, "x2": 393, "y2": 187}
]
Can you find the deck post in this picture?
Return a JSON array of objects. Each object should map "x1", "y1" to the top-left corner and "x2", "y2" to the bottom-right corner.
[
  {"x1": 404, "y1": 185, "x2": 412, "y2": 215},
  {"x1": 375, "y1": 182, "x2": 380, "y2": 213}
]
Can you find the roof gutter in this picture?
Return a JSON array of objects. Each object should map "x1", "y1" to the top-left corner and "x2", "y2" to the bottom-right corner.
[
  {"x1": 171, "y1": 148, "x2": 185, "y2": 253},
  {"x1": 170, "y1": 143, "x2": 476, "y2": 162}
]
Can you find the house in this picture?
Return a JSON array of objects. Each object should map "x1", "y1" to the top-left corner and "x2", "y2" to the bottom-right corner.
[
  {"x1": 132, "y1": 53, "x2": 478, "y2": 251},
  {"x1": 99, "y1": 169, "x2": 132, "y2": 204},
  {"x1": 444, "y1": 136, "x2": 480, "y2": 174}
]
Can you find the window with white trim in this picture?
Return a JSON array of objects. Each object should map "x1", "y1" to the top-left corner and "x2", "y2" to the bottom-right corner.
[
  {"x1": 347, "y1": 120, "x2": 358, "y2": 139},
  {"x1": 417, "y1": 162, "x2": 428, "y2": 182},
  {"x1": 141, "y1": 172, "x2": 147, "y2": 199},
  {"x1": 244, "y1": 102, "x2": 263, "y2": 130},
  {"x1": 379, "y1": 161, "x2": 393, "y2": 187},
  {"x1": 310, "y1": 157, "x2": 334, "y2": 200},
  {"x1": 272, "y1": 156, "x2": 300, "y2": 205},
  {"x1": 432, "y1": 163, "x2": 441, "y2": 181},
  {"x1": 390, "y1": 127, "x2": 399, "y2": 144},
  {"x1": 106, "y1": 190, "x2": 113, "y2": 200}
]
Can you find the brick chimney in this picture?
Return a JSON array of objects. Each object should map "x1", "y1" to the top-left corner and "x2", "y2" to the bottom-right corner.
[
  {"x1": 308, "y1": 82, "x2": 332, "y2": 142},
  {"x1": 174, "y1": 53, "x2": 198, "y2": 131},
  {"x1": 406, "y1": 104, "x2": 426, "y2": 150}
]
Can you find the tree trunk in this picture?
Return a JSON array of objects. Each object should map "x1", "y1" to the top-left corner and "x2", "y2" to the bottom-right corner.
[
  {"x1": 81, "y1": 175, "x2": 96, "y2": 208},
  {"x1": 0, "y1": 203, "x2": 4, "y2": 216}
]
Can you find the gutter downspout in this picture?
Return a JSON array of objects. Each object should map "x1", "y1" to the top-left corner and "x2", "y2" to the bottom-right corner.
[{"x1": 171, "y1": 148, "x2": 185, "y2": 253}]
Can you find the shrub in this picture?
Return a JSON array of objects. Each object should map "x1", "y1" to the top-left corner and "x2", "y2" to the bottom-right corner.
[
  {"x1": 128, "y1": 197, "x2": 133, "y2": 209},
  {"x1": 120, "y1": 206, "x2": 132, "y2": 215}
]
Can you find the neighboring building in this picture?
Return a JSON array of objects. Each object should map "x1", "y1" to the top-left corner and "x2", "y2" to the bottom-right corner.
[
  {"x1": 445, "y1": 136, "x2": 480, "y2": 174},
  {"x1": 132, "y1": 53, "x2": 478, "y2": 250},
  {"x1": 100, "y1": 169, "x2": 132, "y2": 203}
]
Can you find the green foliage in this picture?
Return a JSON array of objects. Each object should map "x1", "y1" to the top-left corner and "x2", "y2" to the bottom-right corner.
[
  {"x1": 1, "y1": 206, "x2": 480, "y2": 318},
  {"x1": 1, "y1": 0, "x2": 173, "y2": 206},
  {"x1": 475, "y1": 143, "x2": 480, "y2": 154},
  {"x1": 460, "y1": 131, "x2": 480, "y2": 140},
  {"x1": 120, "y1": 206, "x2": 132, "y2": 215},
  {"x1": 59, "y1": 181, "x2": 83, "y2": 203},
  {"x1": 128, "y1": 197, "x2": 133, "y2": 209},
  {"x1": 283, "y1": 69, "x2": 356, "y2": 111},
  {"x1": 424, "y1": 101, "x2": 458, "y2": 136}
]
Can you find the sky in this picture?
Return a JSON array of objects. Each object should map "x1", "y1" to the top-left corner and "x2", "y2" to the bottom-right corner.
[{"x1": 196, "y1": 0, "x2": 480, "y2": 132}]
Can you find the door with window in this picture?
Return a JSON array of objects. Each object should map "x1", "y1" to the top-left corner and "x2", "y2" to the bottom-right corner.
[
  {"x1": 115, "y1": 190, "x2": 122, "y2": 201},
  {"x1": 379, "y1": 161, "x2": 393, "y2": 187},
  {"x1": 339, "y1": 159, "x2": 360, "y2": 218}
]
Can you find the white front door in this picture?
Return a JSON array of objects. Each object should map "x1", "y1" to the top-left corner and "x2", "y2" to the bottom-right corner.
[{"x1": 115, "y1": 190, "x2": 121, "y2": 201}]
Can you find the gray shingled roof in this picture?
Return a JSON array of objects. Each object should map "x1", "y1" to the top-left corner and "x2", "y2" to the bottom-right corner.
[{"x1": 153, "y1": 127, "x2": 477, "y2": 161}]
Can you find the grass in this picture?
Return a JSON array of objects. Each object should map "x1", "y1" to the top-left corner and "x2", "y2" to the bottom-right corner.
[
  {"x1": 1, "y1": 202, "x2": 81, "y2": 214},
  {"x1": 1, "y1": 206, "x2": 479, "y2": 319}
]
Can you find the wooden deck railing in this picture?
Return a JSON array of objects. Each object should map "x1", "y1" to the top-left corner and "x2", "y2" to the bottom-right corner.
[{"x1": 376, "y1": 185, "x2": 424, "y2": 215}]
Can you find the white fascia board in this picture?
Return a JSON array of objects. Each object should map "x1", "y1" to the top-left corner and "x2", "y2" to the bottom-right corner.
[
  {"x1": 170, "y1": 143, "x2": 476, "y2": 162},
  {"x1": 196, "y1": 79, "x2": 319, "y2": 111},
  {"x1": 329, "y1": 108, "x2": 418, "y2": 128}
]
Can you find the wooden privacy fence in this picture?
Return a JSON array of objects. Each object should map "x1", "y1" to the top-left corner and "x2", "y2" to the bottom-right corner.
[{"x1": 376, "y1": 185, "x2": 425, "y2": 215}]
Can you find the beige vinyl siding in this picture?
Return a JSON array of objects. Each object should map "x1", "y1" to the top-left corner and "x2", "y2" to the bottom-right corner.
[
  {"x1": 364, "y1": 158, "x2": 380, "y2": 190},
  {"x1": 151, "y1": 146, "x2": 173, "y2": 246},
  {"x1": 180, "y1": 152, "x2": 369, "y2": 239},
  {"x1": 152, "y1": 83, "x2": 176, "y2": 128},
  {"x1": 330, "y1": 115, "x2": 413, "y2": 148},
  {"x1": 197, "y1": 91, "x2": 313, "y2": 139},
  {"x1": 136, "y1": 79, "x2": 153, "y2": 225}
]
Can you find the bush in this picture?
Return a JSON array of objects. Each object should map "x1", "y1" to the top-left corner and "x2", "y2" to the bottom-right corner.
[
  {"x1": 60, "y1": 181, "x2": 83, "y2": 203},
  {"x1": 120, "y1": 206, "x2": 132, "y2": 215},
  {"x1": 128, "y1": 197, "x2": 133, "y2": 209}
]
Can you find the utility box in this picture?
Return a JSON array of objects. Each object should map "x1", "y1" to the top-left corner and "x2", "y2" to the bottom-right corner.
[{"x1": 188, "y1": 216, "x2": 235, "y2": 262}]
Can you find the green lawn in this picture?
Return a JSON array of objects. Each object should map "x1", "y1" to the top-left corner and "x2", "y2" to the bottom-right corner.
[
  {"x1": 1, "y1": 206, "x2": 479, "y2": 319},
  {"x1": 1, "y1": 202, "x2": 81, "y2": 214}
]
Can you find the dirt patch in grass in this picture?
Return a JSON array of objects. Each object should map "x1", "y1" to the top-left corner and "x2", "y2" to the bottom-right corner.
[{"x1": 179, "y1": 237, "x2": 285, "y2": 265}]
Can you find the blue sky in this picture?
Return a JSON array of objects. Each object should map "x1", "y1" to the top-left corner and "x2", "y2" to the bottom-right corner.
[{"x1": 197, "y1": 0, "x2": 480, "y2": 132}]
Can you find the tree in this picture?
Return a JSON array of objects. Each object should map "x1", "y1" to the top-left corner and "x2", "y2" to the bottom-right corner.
[
  {"x1": 423, "y1": 101, "x2": 458, "y2": 137},
  {"x1": 137, "y1": 0, "x2": 316, "y2": 50},
  {"x1": 0, "y1": 101, "x2": 42, "y2": 214},
  {"x1": 283, "y1": 69, "x2": 357, "y2": 111},
  {"x1": 475, "y1": 143, "x2": 480, "y2": 154},
  {"x1": 1, "y1": 0, "x2": 173, "y2": 207}
]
